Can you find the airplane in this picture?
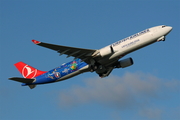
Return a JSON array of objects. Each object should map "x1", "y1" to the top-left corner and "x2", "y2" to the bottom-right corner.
[{"x1": 9, "y1": 25, "x2": 172, "y2": 89}]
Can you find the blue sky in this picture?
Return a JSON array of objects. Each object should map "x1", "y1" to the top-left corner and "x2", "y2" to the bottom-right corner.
[{"x1": 0, "y1": 0, "x2": 180, "y2": 120}]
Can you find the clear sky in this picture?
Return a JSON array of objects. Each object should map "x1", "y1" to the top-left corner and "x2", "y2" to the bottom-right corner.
[{"x1": 0, "y1": 0, "x2": 180, "y2": 120}]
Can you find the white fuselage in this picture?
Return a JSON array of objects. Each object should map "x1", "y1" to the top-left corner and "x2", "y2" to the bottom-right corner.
[{"x1": 97, "y1": 25, "x2": 172, "y2": 65}]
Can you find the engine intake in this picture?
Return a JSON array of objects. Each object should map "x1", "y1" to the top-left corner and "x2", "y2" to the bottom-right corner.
[{"x1": 116, "y1": 57, "x2": 134, "y2": 68}]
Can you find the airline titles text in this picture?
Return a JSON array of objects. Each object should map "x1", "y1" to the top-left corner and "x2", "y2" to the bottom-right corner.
[{"x1": 112, "y1": 29, "x2": 150, "y2": 47}]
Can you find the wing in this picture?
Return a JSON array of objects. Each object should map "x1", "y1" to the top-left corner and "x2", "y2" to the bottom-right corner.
[{"x1": 32, "y1": 40, "x2": 97, "y2": 63}]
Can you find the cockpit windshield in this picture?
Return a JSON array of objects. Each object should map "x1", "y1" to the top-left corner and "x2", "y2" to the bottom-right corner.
[{"x1": 162, "y1": 25, "x2": 166, "y2": 28}]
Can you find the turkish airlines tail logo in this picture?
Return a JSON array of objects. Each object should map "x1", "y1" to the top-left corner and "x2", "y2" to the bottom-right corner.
[
  {"x1": 22, "y1": 65, "x2": 37, "y2": 78},
  {"x1": 14, "y1": 62, "x2": 46, "y2": 78}
]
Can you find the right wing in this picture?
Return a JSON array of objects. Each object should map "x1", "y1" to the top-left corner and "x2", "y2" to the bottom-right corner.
[{"x1": 32, "y1": 40, "x2": 97, "y2": 62}]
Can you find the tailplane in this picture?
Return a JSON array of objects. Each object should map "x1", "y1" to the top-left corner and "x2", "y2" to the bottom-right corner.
[
  {"x1": 9, "y1": 77, "x2": 36, "y2": 89},
  {"x1": 9, "y1": 77, "x2": 35, "y2": 83},
  {"x1": 9, "y1": 62, "x2": 46, "y2": 89}
]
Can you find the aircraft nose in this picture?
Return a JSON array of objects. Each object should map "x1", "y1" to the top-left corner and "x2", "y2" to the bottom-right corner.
[
  {"x1": 164, "y1": 26, "x2": 173, "y2": 35},
  {"x1": 167, "y1": 26, "x2": 173, "y2": 31}
]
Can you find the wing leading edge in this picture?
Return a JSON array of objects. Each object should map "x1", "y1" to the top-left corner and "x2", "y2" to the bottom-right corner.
[{"x1": 32, "y1": 40, "x2": 97, "y2": 62}]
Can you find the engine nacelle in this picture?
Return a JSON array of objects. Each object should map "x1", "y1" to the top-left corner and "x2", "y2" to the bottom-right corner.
[
  {"x1": 116, "y1": 57, "x2": 134, "y2": 68},
  {"x1": 99, "y1": 46, "x2": 113, "y2": 57}
]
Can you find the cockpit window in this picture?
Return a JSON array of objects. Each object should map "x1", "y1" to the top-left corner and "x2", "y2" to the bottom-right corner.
[{"x1": 162, "y1": 25, "x2": 166, "y2": 28}]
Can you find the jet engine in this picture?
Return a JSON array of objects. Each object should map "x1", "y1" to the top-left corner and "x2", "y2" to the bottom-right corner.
[
  {"x1": 115, "y1": 57, "x2": 134, "y2": 68},
  {"x1": 94, "y1": 57, "x2": 133, "y2": 78}
]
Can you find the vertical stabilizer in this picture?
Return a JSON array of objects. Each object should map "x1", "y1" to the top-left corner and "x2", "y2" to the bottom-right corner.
[{"x1": 14, "y1": 62, "x2": 46, "y2": 79}]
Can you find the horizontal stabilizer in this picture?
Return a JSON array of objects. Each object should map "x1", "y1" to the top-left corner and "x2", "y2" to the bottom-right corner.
[{"x1": 9, "y1": 77, "x2": 35, "y2": 83}]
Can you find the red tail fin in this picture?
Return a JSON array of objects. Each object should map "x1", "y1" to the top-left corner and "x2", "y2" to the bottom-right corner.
[{"x1": 14, "y1": 62, "x2": 46, "y2": 79}]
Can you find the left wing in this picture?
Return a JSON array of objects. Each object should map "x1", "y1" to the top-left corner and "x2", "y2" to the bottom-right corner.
[{"x1": 32, "y1": 40, "x2": 97, "y2": 62}]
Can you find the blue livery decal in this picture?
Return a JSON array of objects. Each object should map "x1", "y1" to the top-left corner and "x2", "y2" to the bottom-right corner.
[{"x1": 22, "y1": 59, "x2": 88, "y2": 86}]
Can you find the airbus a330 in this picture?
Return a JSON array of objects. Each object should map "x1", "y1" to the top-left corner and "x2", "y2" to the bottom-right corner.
[{"x1": 9, "y1": 25, "x2": 172, "y2": 89}]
